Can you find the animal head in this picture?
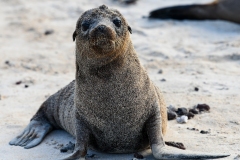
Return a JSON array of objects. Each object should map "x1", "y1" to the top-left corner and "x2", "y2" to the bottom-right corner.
[{"x1": 73, "y1": 5, "x2": 132, "y2": 59}]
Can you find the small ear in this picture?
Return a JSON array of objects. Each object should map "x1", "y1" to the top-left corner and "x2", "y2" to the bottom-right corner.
[
  {"x1": 128, "y1": 26, "x2": 132, "y2": 34},
  {"x1": 72, "y1": 30, "x2": 77, "y2": 41}
]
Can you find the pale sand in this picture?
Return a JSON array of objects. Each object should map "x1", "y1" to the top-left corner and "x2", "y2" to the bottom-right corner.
[{"x1": 0, "y1": 0, "x2": 239, "y2": 159}]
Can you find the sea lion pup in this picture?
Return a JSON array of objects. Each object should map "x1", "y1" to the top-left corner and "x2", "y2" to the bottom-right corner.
[
  {"x1": 149, "y1": 0, "x2": 240, "y2": 24},
  {"x1": 9, "y1": 5, "x2": 230, "y2": 159}
]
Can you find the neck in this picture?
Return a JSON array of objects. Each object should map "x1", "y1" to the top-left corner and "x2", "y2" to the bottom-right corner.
[{"x1": 75, "y1": 42, "x2": 138, "y2": 81}]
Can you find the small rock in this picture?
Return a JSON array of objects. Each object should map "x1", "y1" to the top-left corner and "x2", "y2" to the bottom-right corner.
[
  {"x1": 196, "y1": 104, "x2": 210, "y2": 112},
  {"x1": 60, "y1": 141, "x2": 75, "y2": 153},
  {"x1": 189, "y1": 108, "x2": 199, "y2": 114},
  {"x1": 160, "y1": 78, "x2": 166, "y2": 82},
  {"x1": 44, "y1": 29, "x2": 54, "y2": 35},
  {"x1": 15, "y1": 81, "x2": 22, "y2": 85},
  {"x1": 24, "y1": 85, "x2": 29, "y2": 88},
  {"x1": 158, "y1": 69, "x2": 163, "y2": 74},
  {"x1": 187, "y1": 128, "x2": 199, "y2": 131},
  {"x1": 5, "y1": 60, "x2": 12, "y2": 66},
  {"x1": 230, "y1": 121, "x2": 240, "y2": 125},
  {"x1": 194, "y1": 87, "x2": 199, "y2": 91},
  {"x1": 176, "y1": 115, "x2": 188, "y2": 124},
  {"x1": 27, "y1": 28, "x2": 35, "y2": 31},
  {"x1": 134, "y1": 152, "x2": 144, "y2": 159},
  {"x1": 200, "y1": 130, "x2": 210, "y2": 134},
  {"x1": 187, "y1": 112, "x2": 194, "y2": 119},
  {"x1": 176, "y1": 108, "x2": 188, "y2": 116},
  {"x1": 168, "y1": 105, "x2": 177, "y2": 112},
  {"x1": 167, "y1": 110, "x2": 177, "y2": 120}
]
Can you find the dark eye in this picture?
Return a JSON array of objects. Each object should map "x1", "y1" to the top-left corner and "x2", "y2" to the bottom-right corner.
[
  {"x1": 113, "y1": 19, "x2": 121, "y2": 27},
  {"x1": 81, "y1": 22, "x2": 90, "y2": 31}
]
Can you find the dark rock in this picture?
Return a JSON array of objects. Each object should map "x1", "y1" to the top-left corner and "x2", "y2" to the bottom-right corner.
[
  {"x1": 176, "y1": 108, "x2": 188, "y2": 116},
  {"x1": 15, "y1": 81, "x2": 22, "y2": 85},
  {"x1": 187, "y1": 112, "x2": 194, "y2": 119},
  {"x1": 158, "y1": 69, "x2": 163, "y2": 74},
  {"x1": 187, "y1": 128, "x2": 199, "y2": 131},
  {"x1": 194, "y1": 87, "x2": 199, "y2": 91},
  {"x1": 24, "y1": 85, "x2": 29, "y2": 88},
  {"x1": 200, "y1": 130, "x2": 210, "y2": 134},
  {"x1": 134, "y1": 152, "x2": 144, "y2": 159},
  {"x1": 160, "y1": 78, "x2": 166, "y2": 82},
  {"x1": 196, "y1": 104, "x2": 210, "y2": 112},
  {"x1": 60, "y1": 141, "x2": 75, "y2": 153},
  {"x1": 189, "y1": 108, "x2": 199, "y2": 114},
  {"x1": 168, "y1": 105, "x2": 177, "y2": 112},
  {"x1": 44, "y1": 30, "x2": 54, "y2": 35},
  {"x1": 167, "y1": 110, "x2": 177, "y2": 120}
]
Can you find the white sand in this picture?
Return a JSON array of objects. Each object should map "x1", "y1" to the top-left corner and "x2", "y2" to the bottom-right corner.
[{"x1": 0, "y1": 0, "x2": 239, "y2": 159}]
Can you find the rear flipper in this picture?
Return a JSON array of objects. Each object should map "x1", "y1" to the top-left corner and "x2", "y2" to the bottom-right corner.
[
  {"x1": 152, "y1": 144, "x2": 230, "y2": 159},
  {"x1": 9, "y1": 120, "x2": 53, "y2": 149},
  {"x1": 149, "y1": 3, "x2": 218, "y2": 20}
]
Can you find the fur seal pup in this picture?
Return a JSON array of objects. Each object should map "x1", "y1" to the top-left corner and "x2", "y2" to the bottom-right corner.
[
  {"x1": 149, "y1": 0, "x2": 240, "y2": 24},
  {"x1": 9, "y1": 5, "x2": 230, "y2": 159}
]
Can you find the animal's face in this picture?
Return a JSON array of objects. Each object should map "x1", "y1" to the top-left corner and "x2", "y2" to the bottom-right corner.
[{"x1": 73, "y1": 5, "x2": 132, "y2": 58}]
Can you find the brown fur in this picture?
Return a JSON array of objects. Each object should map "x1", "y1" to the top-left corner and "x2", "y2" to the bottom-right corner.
[{"x1": 9, "y1": 5, "x2": 229, "y2": 160}]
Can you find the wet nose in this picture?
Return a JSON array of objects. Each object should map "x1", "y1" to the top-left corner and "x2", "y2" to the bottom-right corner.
[{"x1": 97, "y1": 25, "x2": 106, "y2": 32}]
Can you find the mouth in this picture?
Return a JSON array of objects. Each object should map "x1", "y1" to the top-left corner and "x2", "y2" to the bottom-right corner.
[{"x1": 91, "y1": 39, "x2": 116, "y2": 54}]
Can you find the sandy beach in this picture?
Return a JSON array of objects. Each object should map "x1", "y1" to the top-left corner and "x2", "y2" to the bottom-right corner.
[{"x1": 0, "y1": 0, "x2": 240, "y2": 159}]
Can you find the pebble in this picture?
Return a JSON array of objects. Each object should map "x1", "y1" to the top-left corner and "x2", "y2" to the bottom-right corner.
[
  {"x1": 189, "y1": 108, "x2": 199, "y2": 114},
  {"x1": 200, "y1": 130, "x2": 210, "y2": 134},
  {"x1": 160, "y1": 78, "x2": 166, "y2": 82},
  {"x1": 15, "y1": 81, "x2": 22, "y2": 85},
  {"x1": 167, "y1": 105, "x2": 177, "y2": 120},
  {"x1": 187, "y1": 127, "x2": 199, "y2": 131},
  {"x1": 176, "y1": 108, "x2": 188, "y2": 116},
  {"x1": 187, "y1": 112, "x2": 194, "y2": 119},
  {"x1": 194, "y1": 87, "x2": 199, "y2": 91},
  {"x1": 168, "y1": 105, "x2": 177, "y2": 112},
  {"x1": 167, "y1": 110, "x2": 177, "y2": 120},
  {"x1": 60, "y1": 141, "x2": 75, "y2": 153},
  {"x1": 196, "y1": 104, "x2": 210, "y2": 112},
  {"x1": 158, "y1": 69, "x2": 163, "y2": 74},
  {"x1": 176, "y1": 115, "x2": 188, "y2": 123},
  {"x1": 44, "y1": 29, "x2": 54, "y2": 35}
]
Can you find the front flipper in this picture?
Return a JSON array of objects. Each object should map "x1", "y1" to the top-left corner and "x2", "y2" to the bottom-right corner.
[
  {"x1": 9, "y1": 120, "x2": 52, "y2": 149},
  {"x1": 63, "y1": 113, "x2": 90, "y2": 160}
]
